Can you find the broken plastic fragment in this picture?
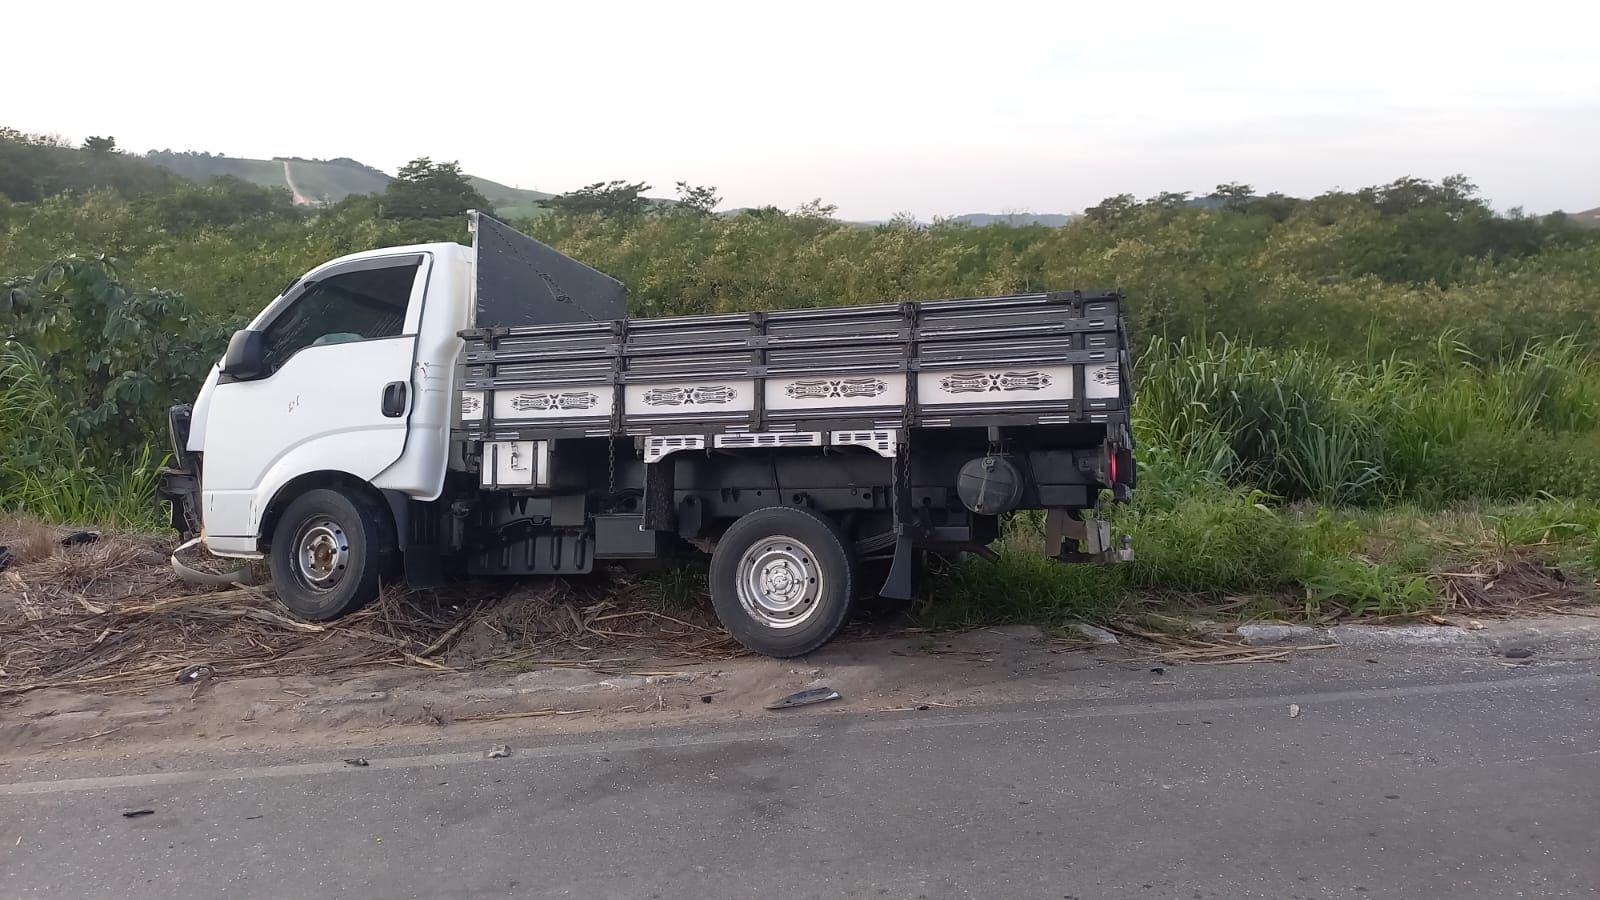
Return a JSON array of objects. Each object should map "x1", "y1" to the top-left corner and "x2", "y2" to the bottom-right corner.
[
  {"x1": 175, "y1": 664, "x2": 214, "y2": 684},
  {"x1": 764, "y1": 687, "x2": 841, "y2": 710}
]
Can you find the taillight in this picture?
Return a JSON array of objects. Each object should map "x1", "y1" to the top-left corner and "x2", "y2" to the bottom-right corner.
[{"x1": 1109, "y1": 449, "x2": 1119, "y2": 483}]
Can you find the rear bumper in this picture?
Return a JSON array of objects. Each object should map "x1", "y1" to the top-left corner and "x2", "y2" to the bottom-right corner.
[{"x1": 1045, "y1": 509, "x2": 1134, "y2": 563}]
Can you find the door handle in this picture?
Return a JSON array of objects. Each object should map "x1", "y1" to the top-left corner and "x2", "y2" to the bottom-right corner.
[{"x1": 381, "y1": 381, "x2": 407, "y2": 417}]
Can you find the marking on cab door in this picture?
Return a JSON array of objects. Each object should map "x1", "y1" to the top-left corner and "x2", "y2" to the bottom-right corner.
[{"x1": 288, "y1": 396, "x2": 301, "y2": 413}]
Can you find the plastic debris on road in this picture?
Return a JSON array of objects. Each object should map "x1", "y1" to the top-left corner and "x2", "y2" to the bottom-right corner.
[
  {"x1": 59, "y1": 531, "x2": 100, "y2": 547},
  {"x1": 765, "y1": 687, "x2": 841, "y2": 710},
  {"x1": 175, "y1": 664, "x2": 214, "y2": 683}
]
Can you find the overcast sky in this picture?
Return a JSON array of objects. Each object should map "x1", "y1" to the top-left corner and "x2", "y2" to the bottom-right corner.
[{"x1": 8, "y1": 0, "x2": 1597, "y2": 218}]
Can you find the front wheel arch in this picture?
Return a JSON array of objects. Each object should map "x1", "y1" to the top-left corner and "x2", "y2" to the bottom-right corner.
[{"x1": 258, "y1": 470, "x2": 391, "y2": 554}]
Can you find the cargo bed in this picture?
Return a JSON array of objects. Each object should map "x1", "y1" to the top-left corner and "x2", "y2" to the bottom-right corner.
[{"x1": 457, "y1": 291, "x2": 1130, "y2": 444}]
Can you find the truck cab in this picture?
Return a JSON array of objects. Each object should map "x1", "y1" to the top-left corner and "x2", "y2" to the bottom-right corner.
[
  {"x1": 160, "y1": 213, "x2": 1136, "y2": 657},
  {"x1": 175, "y1": 243, "x2": 471, "y2": 557}
]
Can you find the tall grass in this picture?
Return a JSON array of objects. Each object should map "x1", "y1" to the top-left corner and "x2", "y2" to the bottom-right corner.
[
  {"x1": 1135, "y1": 334, "x2": 1600, "y2": 506},
  {"x1": 0, "y1": 343, "x2": 165, "y2": 529}
]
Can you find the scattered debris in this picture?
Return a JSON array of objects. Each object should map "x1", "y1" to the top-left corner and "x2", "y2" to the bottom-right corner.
[
  {"x1": 485, "y1": 744, "x2": 510, "y2": 759},
  {"x1": 343, "y1": 758, "x2": 370, "y2": 767},
  {"x1": 1288, "y1": 703, "x2": 1301, "y2": 718},
  {"x1": 175, "y1": 664, "x2": 214, "y2": 684},
  {"x1": 1435, "y1": 554, "x2": 1590, "y2": 615},
  {"x1": 121, "y1": 809, "x2": 154, "y2": 818},
  {"x1": 1149, "y1": 667, "x2": 1166, "y2": 675},
  {"x1": 765, "y1": 687, "x2": 841, "y2": 710},
  {"x1": 1503, "y1": 647, "x2": 1535, "y2": 659},
  {"x1": 454, "y1": 708, "x2": 593, "y2": 723},
  {"x1": 1117, "y1": 621, "x2": 1337, "y2": 665},
  {"x1": 59, "y1": 531, "x2": 100, "y2": 548},
  {"x1": 0, "y1": 530, "x2": 738, "y2": 697},
  {"x1": 700, "y1": 695, "x2": 714, "y2": 704},
  {"x1": 1466, "y1": 620, "x2": 1486, "y2": 631},
  {"x1": 0, "y1": 546, "x2": 11, "y2": 572}
]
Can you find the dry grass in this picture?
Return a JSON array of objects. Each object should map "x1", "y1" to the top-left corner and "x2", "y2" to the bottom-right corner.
[
  {"x1": 0, "y1": 522, "x2": 739, "y2": 698},
  {"x1": 1432, "y1": 554, "x2": 1592, "y2": 617}
]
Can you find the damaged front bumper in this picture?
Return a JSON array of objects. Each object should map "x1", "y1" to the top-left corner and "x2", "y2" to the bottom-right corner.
[{"x1": 155, "y1": 404, "x2": 202, "y2": 539}]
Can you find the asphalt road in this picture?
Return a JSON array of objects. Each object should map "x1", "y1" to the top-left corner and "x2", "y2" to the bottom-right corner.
[{"x1": 3, "y1": 663, "x2": 1598, "y2": 900}]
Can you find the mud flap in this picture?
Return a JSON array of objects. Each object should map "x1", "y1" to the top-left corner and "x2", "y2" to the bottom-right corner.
[
  {"x1": 383, "y1": 491, "x2": 444, "y2": 588},
  {"x1": 879, "y1": 535, "x2": 917, "y2": 600}
]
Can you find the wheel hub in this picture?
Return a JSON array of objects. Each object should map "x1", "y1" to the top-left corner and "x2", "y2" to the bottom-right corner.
[
  {"x1": 737, "y1": 535, "x2": 824, "y2": 629},
  {"x1": 294, "y1": 519, "x2": 349, "y2": 592}
]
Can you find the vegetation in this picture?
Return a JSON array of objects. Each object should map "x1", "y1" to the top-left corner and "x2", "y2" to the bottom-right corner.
[
  {"x1": 2, "y1": 125, "x2": 1598, "y2": 625},
  {"x1": 380, "y1": 158, "x2": 490, "y2": 220}
]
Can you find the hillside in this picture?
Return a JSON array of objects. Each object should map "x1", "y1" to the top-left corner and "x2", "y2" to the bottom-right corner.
[
  {"x1": 1573, "y1": 206, "x2": 1600, "y2": 227},
  {"x1": 143, "y1": 150, "x2": 552, "y2": 213}
]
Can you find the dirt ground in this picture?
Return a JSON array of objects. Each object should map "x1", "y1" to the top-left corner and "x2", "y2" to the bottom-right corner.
[{"x1": 4, "y1": 519, "x2": 1597, "y2": 762}]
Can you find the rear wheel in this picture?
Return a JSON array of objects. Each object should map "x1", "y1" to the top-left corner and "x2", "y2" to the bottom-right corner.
[
  {"x1": 710, "y1": 507, "x2": 856, "y2": 657},
  {"x1": 268, "y1": 488, "x2": 394, "y2": 621}
]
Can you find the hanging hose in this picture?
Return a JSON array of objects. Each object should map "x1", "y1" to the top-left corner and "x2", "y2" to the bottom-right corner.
[{"x1": 170, "y1": 536, "x2": 257, "y2": 587}]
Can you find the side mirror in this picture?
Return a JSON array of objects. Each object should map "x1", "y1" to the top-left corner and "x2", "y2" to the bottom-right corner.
[{"x1": 220, "y1": 329, "x2": 267, "y2": 380}]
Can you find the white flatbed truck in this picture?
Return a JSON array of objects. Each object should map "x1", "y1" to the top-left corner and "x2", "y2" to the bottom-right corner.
[{"x1": 158, "y1": 212, "x2": 1135, "y2": 656}]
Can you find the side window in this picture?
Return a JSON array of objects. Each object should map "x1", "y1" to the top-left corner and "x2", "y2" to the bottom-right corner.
[{"x1": 260, "y1": 261, "x2": 420, "y2": 372}]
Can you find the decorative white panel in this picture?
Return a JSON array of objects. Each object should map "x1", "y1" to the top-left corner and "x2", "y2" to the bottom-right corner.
[
  {"x1": 712, "y1": 432, "x2": 823, "y2": 449},
  {"x1": 1085, "y1": 363, "x2": 1122, "y2": 400},
  {"x1": 643, "y1": 435, "x2": 707, "y2": 463},
  {"x1": 917, "y1": 365, "x2": 1076, "y2": 406},
  {"x1": 459, "y1": 391, "x2": 485, "y2": 422},
  {"x1": 765, "y1": 372, "x2": 907, "y2": 412},
  {"x1": 491, "y1": 385, "x2": 614, "y2": 420},
  {"x1": 831, "y1": 430, "x2": 899, "y2": 457},
  {"x1": 625, "y1": 380, "x2": 756, "y2": 416}
]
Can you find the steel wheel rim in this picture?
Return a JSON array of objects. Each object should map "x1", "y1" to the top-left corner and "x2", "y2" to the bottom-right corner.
[
  {"x1": 293, "y1": 517, "x2": 349, "y2": 593},
  {"x1": 736, "y1": 534, "x2": 825, "y2": 629}
]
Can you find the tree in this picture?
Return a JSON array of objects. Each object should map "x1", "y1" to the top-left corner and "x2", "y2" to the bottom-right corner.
[
  {"x1": 1084, "y1": 194, "x2": 1137, "y2": 226},
  {"x1": 1211, "y1": 182, "x2": 1254, "y2": 212},
  {"x1": 792, "y1": 198, "x2": 837, "y2": 219},
  {"x1": 81, "y1": 136, "x2": 117, "y2": 154},
  {"x1": 381, "y1": 157, "x2": 490, "y2": 220},
  {"x1": 674, "y1": 182, "x2": 721, "y2": 215},
  {"x1": 543, "y1": 180, "x2": 653, "y2": 217}
]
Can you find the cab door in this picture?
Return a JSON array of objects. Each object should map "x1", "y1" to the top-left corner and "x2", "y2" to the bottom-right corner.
[{"x1": 200, "y1": 254, "x2": 429, "y2": 551}]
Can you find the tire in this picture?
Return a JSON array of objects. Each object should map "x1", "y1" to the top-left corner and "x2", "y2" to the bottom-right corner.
[
  {"x1": 268, "y1": 488, "x2": 395, "y2": 621},
  {"x1": 709, "y1": 506, "x2": 857, "y2": 658}
]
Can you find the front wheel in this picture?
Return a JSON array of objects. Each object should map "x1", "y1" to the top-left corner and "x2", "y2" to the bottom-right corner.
[
  {"x1": 268, "y1": 488, "x2": 394, "y2": 621},
  {"x1": 709, "y1": 507, "x2": 857, "y2": 657}
]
